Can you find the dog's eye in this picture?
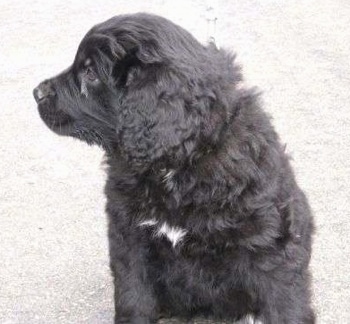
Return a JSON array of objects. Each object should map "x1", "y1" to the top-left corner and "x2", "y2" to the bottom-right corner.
[{"x1": 85, "y1": 67, "x2": 98, "y2": 82}]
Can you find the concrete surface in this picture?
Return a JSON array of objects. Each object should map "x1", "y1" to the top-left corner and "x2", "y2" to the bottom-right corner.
[{"x1": 1, "y1": 0, "x2": 349, "y2": 323}]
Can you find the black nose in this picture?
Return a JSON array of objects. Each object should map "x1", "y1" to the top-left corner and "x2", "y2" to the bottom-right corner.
[{"x1": 33, "y1": 81, "x2": 56, "y2": 103}]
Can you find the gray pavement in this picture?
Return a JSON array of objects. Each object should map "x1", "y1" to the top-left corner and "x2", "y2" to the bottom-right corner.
[{"x1": 1, "y1": 0, "x2": 349, "y2": 323}]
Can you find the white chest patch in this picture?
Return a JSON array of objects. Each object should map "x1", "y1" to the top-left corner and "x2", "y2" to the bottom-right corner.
[
  {"x1": 139, "y1": 219, "x2": 158, "y2": 227},
  {"x1": 246, "y1": 315, "x2": 263, "y2": 324},
  {"x1": 138, "y1": 219, "x2": 187, "y2": 247},
  {"x1": 156, "y1": 222, "x2": 187, "y2": 247}
]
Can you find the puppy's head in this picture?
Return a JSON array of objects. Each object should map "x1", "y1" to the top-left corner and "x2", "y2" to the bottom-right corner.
[{"x1": 33, "y1": 13, "x2": 243, "y2": 170}]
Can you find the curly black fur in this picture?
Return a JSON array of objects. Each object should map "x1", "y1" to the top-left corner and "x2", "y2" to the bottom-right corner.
[{"x1": 33, "y1": 13, "x2": 315, "y2": 324}]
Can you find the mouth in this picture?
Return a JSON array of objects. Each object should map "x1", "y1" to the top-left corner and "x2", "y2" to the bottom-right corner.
[{"x1": 37, "y1": 100, "x2": 75, "y2": 136}]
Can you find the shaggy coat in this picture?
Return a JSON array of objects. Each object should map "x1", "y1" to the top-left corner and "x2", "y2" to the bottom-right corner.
[{"x1": 33, "y1": 13, "x2": 315, "y2": 324}]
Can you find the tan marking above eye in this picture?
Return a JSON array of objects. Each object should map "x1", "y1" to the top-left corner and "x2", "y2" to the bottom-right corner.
[{"x1": 84, "y1": 58, "x2": 92, "y2": 67}]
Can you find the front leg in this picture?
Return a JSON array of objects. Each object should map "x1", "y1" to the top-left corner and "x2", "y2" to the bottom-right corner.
[{"x1": 108, "y1": 218, "x2": 158, "y2": 324}]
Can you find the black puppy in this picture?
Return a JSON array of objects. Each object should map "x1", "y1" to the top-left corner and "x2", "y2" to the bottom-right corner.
[{"x1": 33, "y1": 13, "x2": 315, "y2": 324}]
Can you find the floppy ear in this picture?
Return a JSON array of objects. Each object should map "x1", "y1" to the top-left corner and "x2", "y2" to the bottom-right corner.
[
  {"x1": 99, "y1": 33, "x2": 234, "y2": 169},
  {"x1": 115, "y1": 71, "x2": 202, "y2": 169},
  {"x1": 90, "y1": 34, "x2": 197, "y2": 170},
  {"x1": 91, "y1": 33, "x2": 164, "y2": 88}
]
